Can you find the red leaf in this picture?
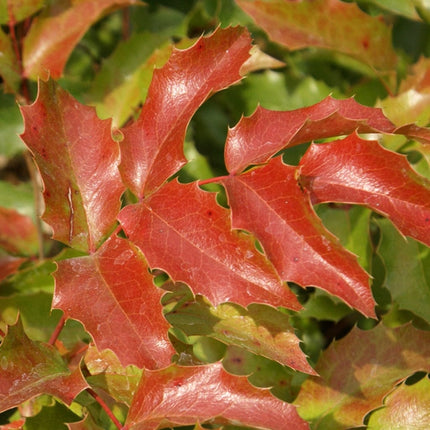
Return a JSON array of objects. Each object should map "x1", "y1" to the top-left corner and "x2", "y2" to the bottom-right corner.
[
  {"x1": 53, "y1": 235, "x2": 174, "y2": 369},
  {"x1": 119, "y1": 26, "x2": 252, "y2": 198},
  {"x1": 20, "y1": 79, "x2": 125, "y2": 253},
  {"x1": 22, "y1": 0, "x2": 136, "y2": 79},
  {"x1": 222, "y1": 157, "x2": 375, "y2": 317},
  {"x1": 125, "y1": 362, "x2": 309, "y2": 429},
  {"x1": 225, "y1": 96, "x2": 395, "y2": 174},
  {"x1": 235, "y1": 0, "x2": 398, "y2": 72},
  {"x1": 0, "y1": 207, "x2": 38, "y2": 256},
  {"x1": 118, "y1": 180, "x2": 301, "y2": 310},
  {"x1": 298, "y1": 133, "x2": 430, "y2": 247},
  {"x1": 0, "y1": 318, "x2": 88, "y2": 413},
  {"x1": 295, "y1": 323, "x2": 430, "y2": 429}
]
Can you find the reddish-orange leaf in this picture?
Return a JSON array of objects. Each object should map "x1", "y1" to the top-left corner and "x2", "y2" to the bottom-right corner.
[
  {"x1": 118, "y1": 180, "x2": 301, "y2": 311},
  {"x1": 295, "y1": 323, "x2": 430, "y2": 429},
  {"x1": 298, "y1": 133, "x2": 430, "y2": 247},
  {"x1": 53, "y1": 235, "x2": 174, "y2": 369},
  {"x1": 235, "y1": 0, "x2": 398, "y2": 72},
  {"x1": 119, "y1": 26, "x2": 252, "y2": 198},
  {"x1": 0, "y1": 318, "x2": 88, "y2": 413},
  {"x1": 222, "y1": 157, "x2": 375, "y2": 317},
  {"x1": 20, "y1": 79, "x2": 125, "y2": 253},
  {"x1": 125, "y1": 362, "x2": 309, "y2": 429},
  {"x1": 0, "y1": 207, "x2": 38, "y2": 256},
  {"x1": 225, "y1": 96, "x2": 395, "y2": 174},
  {"x1": 22, "y1": 0, "x2": 136, "y2": 79}
]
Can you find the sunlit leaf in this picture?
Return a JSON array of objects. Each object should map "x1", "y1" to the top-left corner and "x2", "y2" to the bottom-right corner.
[
  {"x1": 125, "y1": 362, "x2": 309, "y2": 429},
  {"x1": 223, "y1": 157, "x2": 375, "y2": 317},
  {"x1": 20, "y1": 79, "x2": 125, "y2": 253},
  {"x1": 299, "y1": 133, "x2": 430, "y2": 247},
  {"x1": 0, "y1": 318, "x2": 88, "y2": 413},
  {"x1": 119, "y1": 26, "x2": 252, "y2": 197},
  {"x1": 0, "y1": 0, "x2": 44, "y2": 24},
  {"x1": 119, "y1": 180, "x2": 301, "y2": 310},
  {"x1": 53, "y1": 235, "x2": 174, "y2": 369}
]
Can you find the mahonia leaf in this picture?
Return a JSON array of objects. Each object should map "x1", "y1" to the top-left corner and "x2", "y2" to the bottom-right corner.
[
  {"x1": 235, "y1": 0, "x2": 398, "y2": 72},
  {"x1": 294, "y1": 323, "x2": 430, "y2": 429},
  {"x1": 225, "y1": 96, "x2": 395, "y2": 174},
  {"x1": 0, "y1": 207, "x2": 38, "y2": 256},
  {"x1": 376, "y1": 218, "x2": 430, "y2": 324},
  {"x1": 0, "y1": 317, "x2": 88, "y2": 413},
  {"x1": 22, "y1": 0, "x2": 136, "y2": 79},
  {"x1": 125, "y1": 362, "x2": 309, "y2": 429},
  {"x1": 118, "y1": 180, "x2": 301, "y2": 310},
  {"x1": 166, "y1": 299, "x2": 315, "y2": 374},
  {"x1": 223, "y1": 157, "x2": 375, "y2": 317},
  {"x1": 367, "y1": 376, "x2": 430, "y2": 430},
  {"x1": 298, "y1": 133, "x2": 430, "y2": 247},
  {"x1": 119, "y1": 26, "x2": 252, "y2": 198},
  {"x1": 20, "y1": 79, "x2": 125, "y2": 253},
  {"x1": 53, "y1": 235, "x2": 174, "y2": 369}
]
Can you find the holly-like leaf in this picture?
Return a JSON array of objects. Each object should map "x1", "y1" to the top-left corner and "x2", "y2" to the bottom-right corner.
[
  {"x1": 166, "y1": 299, "x2": 315, "y2": 374},
  {"x1": 298, "y1": 133, "x2": 430, "y2": 247},
  {"x1": 376, "y1": 218, "x2": 430, "y2": 324},
  {"x1": 223, "y1": 157, "x2": 375, "y2": 317},
  {"x1": 119, "y1": 26, "x2": 252, "y2": 198},
  {"x1": 0, "y1": 207, "x2": 38, "y2": 256},
  {"x1": 235, "y1": 0, "x2": 398, "y2": 72},
  {"x1": 119, "y1": 180, "x2": 301, "y2": 310},
  {"x1": 53, "y1": 235, "x2": 174, "y2": 369},
  {"x1": 125, "y1": 362, "x2": 309, "y2": 429},
  {"x1": 225, "y1": 96, "x2": 395, "y2": 174},
  {"x1": 22, "y1": 0, "x2": 136, "y2": 79},
  {"x1": 367, "y1": 376, "x2": 430, "y2": 430},
  {"x1": 20, "y1": 79, "x2": 125, "y2": 253},
  {"x1": 294, "y1": 323, "x2": 430, "y2": 429},
  {"x1": 0, "y1": 318, "x2": 88, "y2": 413}
]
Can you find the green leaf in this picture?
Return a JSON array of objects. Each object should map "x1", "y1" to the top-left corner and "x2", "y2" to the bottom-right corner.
[
  {"x1": 0, "y1": 0, "x2": 44, "y2": 24},
  {"x1": 0, "y1": 94, "x2": 24, "y2": 157},
  {"x1": 376, "y1": 217, "x2": 430, "y2": 324},
  {"x1": 295, "y1": 323, "x2": 430, "y2": 429},
  {"x1": 0, "y1": 28, "x2": 20, "y2": 93},
  {"x1": 367, "y1": 375, "x2": 430, "y2": 429}
]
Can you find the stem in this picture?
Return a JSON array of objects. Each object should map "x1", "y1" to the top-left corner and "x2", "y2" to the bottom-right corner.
[
  {"x1": 48, "y1": 314, "x2": 66, "y2": 346},
  {"x1": 24, "y1": 151, "x2": 45, "y2": 260},
  {"x1": 87, "y1": 388, "x2": 123, "y2": 430},
  {"x1": 122, "y1": 8, "x2": 131, "y2": 40},
  {"x1": 198, "y1": 175, "x2": 228, "y2": 186}
]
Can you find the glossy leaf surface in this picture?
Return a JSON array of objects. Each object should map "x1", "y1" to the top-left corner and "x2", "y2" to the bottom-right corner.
[
  {"x1": 166, "y1": 299, "x2": 315, "y2": 374},
  {"x1": 22, "y1": 0, "x2": 135, "y2": 79},
  {"x1": 295, "y1": 323, "x2": 430, "y2": 429},
  {"x1": 367, "y1": 376, "x2": 430, "y2": 430},
  {"x1": 119, "y1": 180, "x2": 301, "y2": 310},
  {"x1": 223, "y1": 157, "x2": 375, "y2": 317},
  {"x1": 298, "y1": 133, "x2": 430, "y2": 247},
  {"x1": 235, "y1": 0, "x2": 398, "y2": 72},
  {"x1": 0, "y1": 318, "x2": 88, "y2": 413},
  {"x1": 20, "y1": 79, "x2": 125, "y2": 253},
  {"x1": 54, "y1": 235, "x2": 174, "y2": 369},
  {"x1": 225, "y1": 96, "x2": 395, "y2": 174},
  {"x1": 125, "y1": 362, "x2": 309, "y2": 429},
  {"x1": 119, "y1": 26, "x2": 252, "y2": 197}
]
